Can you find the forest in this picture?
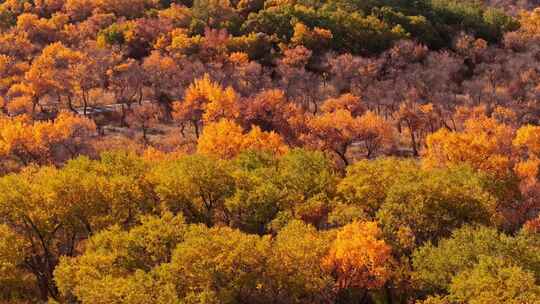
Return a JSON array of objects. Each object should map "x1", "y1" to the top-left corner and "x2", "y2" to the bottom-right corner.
[{"x1": 0, "y1": 0, "x2": 540, "y2": 303}]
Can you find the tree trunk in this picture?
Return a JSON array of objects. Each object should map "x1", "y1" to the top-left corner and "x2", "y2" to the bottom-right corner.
[
  {"x1": 193, "y1": 120, "x2": 200, "y2": 138},
  {"x1": 335, "y1": 146, "x2": 350, "y2": 168},
  {"x1": 82, "y1": 90, "x2": 89, "y2": 116},
  {"x1": 407, "y1": 121, "x2": 419, "y2": 157},
  {"x1": 66, "y1": 95, "x2": 77, "y2": 114},
  {"x1": 120, "y1": 104, "x2": 128, "y2": 127},
  {"x1": 142, "y1": 125, "x2": 149, "y2": 143}
]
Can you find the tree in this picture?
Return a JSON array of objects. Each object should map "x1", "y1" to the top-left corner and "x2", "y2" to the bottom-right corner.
[
  {"x1": 0, "y1": 166, "x2": 95, "y2": 300},
  {"x1": 163, "y1": 225, "x2": 270, "y2": 303},
  {"x1": 423, "y1": 114, "x2": 514, "y2": 179},
  {"x1": 70, "y1": 44, "x2": 118, "y2": 117},
  {"x1": 172, "y1": 74, "x2": 240, "y2": 138},
  {"x1": 0, "y1": 152, "x2": 153, "y2": 301},
  {"x1": 63, "y1": 0, "x2": 97, "y2": 21},
  {"x1": 241, "y1": 89, "x2": 301, "y2": 145},
  {"x1": 142, "y1": 51, "x2": 181, "y2": 119},
  {"x1": 54, "y1": 212, "x2": 187, "y2": 303},
  {"x1": 323, "y1": 221, "x2": 393, "y2": 302},
  {"x1": 356, "y1": 111, "x2": 395, "y2": 158},
  {"x1": 516, "y1": 8, "x2": 540, "y2": 40},
  {"x1": 219, "y1": 51, "x2": 271, "y2": 95},
  {"x1": 226, "y1": 153, "x2": 281, "y2": 234},
  {"x1": 197, "y1": 118, "x2": 244, "y2": 159},
  {"x1": 412, "y1": 225, "x2": 540, "y2": 294},
  {"x1": 0, "y1": 114, "x2": 46, "y2": 167},
  {"x1": 308, "y1": 95, "x2": 393, "y2": 163},
  {"x1": 94, "y1": 0, "x2": 149, "y2": 19},
  {"x1": 0, "y1": 223, "x2": 37, "y2": 302},
  {"x1": 49, "y1": 111, "x2": 97, "y2": 160},
  {"x1": 303, "y1": 109, "x2": 361, "y2": 167},
  {"x1": 512, "y1": 124, "x2": 540, "y2": 227},
  {"x1": 0, "y1": 54, "x2": 27, "y2": 106},
  {"x1": 197, "y1": 119, "x2": 288, "y2": 159},
  {"x1": 266, "y1": 220, "x2": 333, "y2": 303},
  {"x1": 149, "y1": 154, "x2": 235, "y2": 225},
  {"x1": 337, "y1": 158, "x2": 420, "y2": 217},
  {"x1": 275, "y1": 149, "x2": 337, "y2": 214},
  {"x1": 16, "y1": 42, "x2": 83, "y2": 115},
  {"x1": 514, "y1": 124, "x2": 540, "y2": 157},
  {"x1": 396, "y1": 101, "x2": 429, "y2": 157},
  {"x1": 202, "y1": 84, "x2": 240, "y2": 124},
  {"x1": 448, "y1": 256, "x2": 540, "y2": 304},
  {"x1": 290, "y1": 22, "x2": 333, "y2": 53},
  {"x1": 126, "y1": 103, "x2": 162, "y2": 143},
  {"x1": 191, "y1": 0, "x2": 239, "y2": 31},
  {"x1": 277, "y1": 46, "x2": 322, "y2": 112},
  {"x1": 377, "y1": 166, "x2": 497, "y2": 249},
  {"x1": 15, "y1": 13, "x2": 67, "y2": 46},
  {"x1": 0, "y1": 112, "x2": 96, "y2": 169},
  {"x1": 320, "y1": 94, "x2": 365, "y2": 117},
  {"x1": 107, "y1": 59, "x2": 145, "y2": 126}
]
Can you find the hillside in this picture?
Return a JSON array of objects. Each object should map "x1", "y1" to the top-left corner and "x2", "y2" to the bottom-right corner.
[{"x1": 0, "y1": 1, "x2": 540, "y2": 303}]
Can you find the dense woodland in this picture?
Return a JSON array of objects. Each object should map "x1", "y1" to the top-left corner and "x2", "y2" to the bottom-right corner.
[{"x1": 1, "y1": 0, "x2": 540, "y2": 303}]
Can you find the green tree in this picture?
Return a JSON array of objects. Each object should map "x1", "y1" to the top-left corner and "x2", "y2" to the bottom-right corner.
[
  {"x1": 412, "y1": 225, "x2": 540, "y2": 294},
  {"x1": 337, "y1": 158, "x2": 420, "y2": 217},
  {"x1": 226, "y1": 160, "x2": 281, "y2": 234},
  {"x1": 265, "y1": 220, "x2": 334, "y2": 303},
  {"x1": 0, "y1": 152, "x2": 153, "y2": 301},
  {"x1": 149, "y1": 154, "x2": 235, "y2": 226},
  {"x1": 162, "y1": 225, "x2": 270, "y2": 303},
  {"x1": 448, "y1": 256, "x2": 540, "y2": 304},
  {"x1": 54, "y1": 212, "x2": 187, "y2": 303},
  {"x1": 272, "y1": 149, "x2": 338, "y2": 227},
  {"x1": 377, "y1": 166, "x2": 497, "y2": 249}
]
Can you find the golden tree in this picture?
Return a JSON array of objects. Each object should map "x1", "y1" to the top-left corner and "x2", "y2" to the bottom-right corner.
[
  {"x1": 173, "y1": 74, "x2": 240, "y2": 138},
  {"x1": 0, "y1": 112, "x2": 95, "y2": 168},
  {"x1": 323, "y1": 221, "x2": 393, "y2": 294},
  {"x1": 423, "y1": 115, "x2": 514, "y2": 179},
  {"x1": 356, "y1": 111, "x2": 395, "y2": 158},
  {"x1": 197, "y1": 119, "x2": 288, "y2": 159}
]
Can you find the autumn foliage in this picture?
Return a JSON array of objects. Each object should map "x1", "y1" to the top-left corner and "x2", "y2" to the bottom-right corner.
[
  {"x1": 0, "y1": 0, "x2": 539, "y2": 303},
  {"x1": 197, "y1": 119, "x2": 288, "y2": 159},
  {"x1": 323, "y1": 221, "x2": 393, "y2": 292}
]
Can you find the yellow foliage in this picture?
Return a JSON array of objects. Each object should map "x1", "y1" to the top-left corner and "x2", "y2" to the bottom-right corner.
[
  {"x1": 142, "y1": 146, "x2": 185, "y2": 163},
  {"x1": 197, "y1": 119, "x2": 288, "y2": 159},
  {"x1": 291, "y1": 22, "x2": 333, "y2": 51},
  {"x1": 514, "y1": 158, "x2": 540, "y2": 181},
  {"x1": 518, "y1": 8, "x2": 540, "y2": 39},
  {"x1": 202, "y1": 85, "x2": 240, "y2": 123},
  {"x1": 168, "y1": 30, "x2": 203, "y2": 56},
  {"x1": 493, "y1": 106, "x2": 517, "y2": 125},
  {"x1": 158, "y1": 4, "x2": 192, "y2": 28},
  {"x1": 5, "y1": 95, "x2": 33, "y2": 116},
  {"x1": 514, "y1": 125, "x2": 540, "y2": 156},
  {"x1": 323, "y1": 221, "x2": 392, "y2": 290},
  {"x1": 243, "y1": 125, "x2": 289, "y2": 155},
  {"x1": 197, "y1": 119, "x2": 244, "y2": 159},
  {"x1": 14, "y1": 42, "x2": 84, "y2": 114},
  {"x1": 423, "y1": 115, "x2": 514, "y2": 178},
  {"x1": 0, "y1": 224, "x2": 24, "y2": 277},
  {"x1": 0, "y1": 112, "x2": 95, "y2": 166},
  {"x1": 228, "y1": 52, "x2": 250, "y2": 65},
  {"x1": 94, "y1": 0, "x2": 148, "y2": 18},
  {"x1": 174, "y1": 74, "x2": 240, "y2": 134}
]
